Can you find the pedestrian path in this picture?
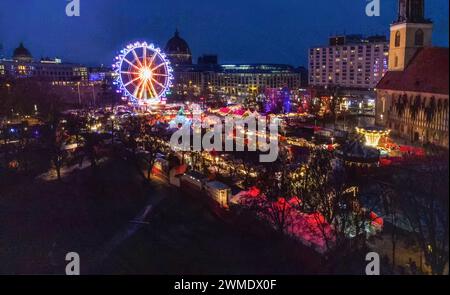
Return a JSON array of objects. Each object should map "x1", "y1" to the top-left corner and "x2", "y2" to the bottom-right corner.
[{"x1": 35, "y1": 158, "x2": 107, "y2": 181}]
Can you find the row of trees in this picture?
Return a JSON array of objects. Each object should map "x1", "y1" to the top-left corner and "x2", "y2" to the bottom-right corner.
[
  {"x1": 1, "y1": 109, "x2": 104, "y2": 181},
  {"x1": 236, "y1": 147, "x2": 373, "y2": 272},
  {"x1": 117, "y1": 115, "x2": 172, "y2": 180},
  {"x1": 0, "y1": 78, "x2": 64, "y2": 119},
  {"x1": 33, "y1": 109, "x2": 447, "y2": 274},
  {"x1": 41, "y1": 113, "x2": 105, "y2": 180},
  {"x1": 376, "y1": 157, "x2": 449, "y2": 275},
  {"x1": 243, "y1": 146, "x2": 449, "y2": 274},
  {"x1": 0, "y1": 77, "x2": 121, "y2": 120}
]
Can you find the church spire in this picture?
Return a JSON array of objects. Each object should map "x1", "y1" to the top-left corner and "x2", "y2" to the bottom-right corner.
[
  {"x1": 396, "y1": 0, "x2": 430, "y2": 24},
  {"x1": 389, "y1": 0, "x2": 433, "y2": 71}
]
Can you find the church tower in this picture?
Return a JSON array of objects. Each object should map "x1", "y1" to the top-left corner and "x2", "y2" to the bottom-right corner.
[{"x1": 388, "y1": 0, "x2": 433, "y2": 71}]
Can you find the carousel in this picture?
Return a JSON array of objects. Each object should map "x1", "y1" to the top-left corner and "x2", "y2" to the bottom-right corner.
[
  {"x1": 336, "y1": 140, "x2": 381, "y2": 167},
  {"x1": 355, "y1": 126, "x2": 390, "y2": 148}
]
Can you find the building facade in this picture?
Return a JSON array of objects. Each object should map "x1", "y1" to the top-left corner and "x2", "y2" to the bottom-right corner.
[
  {"x1": 0, "y1": 43, "x2": 118, "y2": 106},
  {"x1": 204, "y1": 64, "x2": 302, "y2": 97},
  {"x1": 170, "y1": 63, "x2": 303, "y2": 103},
  {"x1": 376, "y1": 0, "x2": 449, "y2": 147},
  {"x1": 0, "y1": 43, "x2": 89, "y2": 84},
  {"x1": 309, "y1": 35, "x2": 389, "y2": 89},
  {"x1": 163, "y1": 31, "x2": 303, "y2": 102}
]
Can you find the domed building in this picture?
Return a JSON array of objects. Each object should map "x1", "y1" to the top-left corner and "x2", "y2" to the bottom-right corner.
[
  {"x1": 165, "y1": 30, "x2": 192, "y2": 66},
  {"x1": 13, "y1": 42, "x2": 33, "y2": 62}
]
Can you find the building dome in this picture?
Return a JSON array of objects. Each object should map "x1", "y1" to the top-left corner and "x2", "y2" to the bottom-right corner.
[
  {"x1": 165, "y1": 30, "x2": 192, "y2": 65},
  {"x1": 13, "y1": 42, "x2": 32, "y2": 62}
]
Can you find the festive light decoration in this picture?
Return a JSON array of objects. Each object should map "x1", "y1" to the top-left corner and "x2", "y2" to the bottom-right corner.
[
  {"x1": 113, "y1": 41, "x2": 173, "y2": 105},
  {"x1": 356, "y1": 127, "x2": 390, "y2": 147}
]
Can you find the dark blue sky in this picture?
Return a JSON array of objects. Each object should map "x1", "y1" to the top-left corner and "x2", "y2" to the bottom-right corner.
[{"x1": 0, "y1": 0, "x2": 448, "y2": 67}]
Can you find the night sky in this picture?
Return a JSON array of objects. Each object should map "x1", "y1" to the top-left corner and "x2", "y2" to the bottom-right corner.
[{"x1": 0, "y1": 0, "x2": 448, "y2": 67}]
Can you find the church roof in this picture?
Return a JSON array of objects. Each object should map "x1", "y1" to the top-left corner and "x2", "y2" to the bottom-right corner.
[{"x1": 377, "y1": 47, "x2": 449, "y2": 95}]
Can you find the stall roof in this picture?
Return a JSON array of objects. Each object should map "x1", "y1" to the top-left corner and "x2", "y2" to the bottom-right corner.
[
  {"x1": 184, "y1": 170, "x2": 208, "y2": 180},
  {"x1": 205, "y1": 181, "x2": 230, "y2": 190}
]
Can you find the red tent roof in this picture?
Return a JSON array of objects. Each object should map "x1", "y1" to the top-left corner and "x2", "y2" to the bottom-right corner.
[
  {"x1": 377, "y1": 47, "x2": 449, "y2": 95},
  {"x1": 175, "y1": 164, "x2": 188, "y2": 175},
  {"x1": 219, "y1": 107, "x2": 231, "y2": 114},
  {"x1": 233, "y1": 109, "x2": 246, "y2": 116}
]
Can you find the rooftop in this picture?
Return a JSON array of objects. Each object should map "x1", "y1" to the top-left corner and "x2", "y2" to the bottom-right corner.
[
  {"x1": 205, "y1": 181, "x2": 230, "y2": 190},
  {"x1": 377, "y1": 47, "x2": 449, "y2": 95},
  {"x1": 184, "y1": 170, "x2": 208, "y2": 180}
]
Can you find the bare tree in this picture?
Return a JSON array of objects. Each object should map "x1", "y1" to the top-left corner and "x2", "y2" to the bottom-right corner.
[
  {"x1": 393, "y1": 158, "x2": 449, "y2": 275},
  {"x1": 41, "y1": 111, "x2": 66, "y2": 181},
  {"x1": 241, "y1": 148, "x2": 295, "y2": 234},
  {"x1": 47, "y1": 128, "x2": 66, "y2": 181},
  {"x1": 256, "y1": 170, "x2": 292, "y2": 234},
  {"x1": 119, "y1": 116, "x2": 142, "y2": 160},
  {"x1": 82, "y1": 132, "x2": 102, "y2": 170},
  {"x1": 293, "y1": 149, "x2": 371, "y2": 267},
  {"x1": 375, "y1": 182, "x2": 402, "y2": 271}
]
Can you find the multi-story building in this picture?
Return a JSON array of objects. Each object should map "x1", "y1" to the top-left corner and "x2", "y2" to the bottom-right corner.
[
  {"x1": 204, "y1": 64, "x2": 302, "y2": 98},
  {"x1": 0, "y1": 43, "x2": 89, "y2": 84},
  {"x1": 376, "y1": 0, "x2": 449, "y2": 147},
  {"x1": 0, "y1": 43, "x2": 118, "y2": 106},
  {"x1": 171, "y1": 63, "x2": 303, "y2": 104},
  {"x1": 309, "y1": 35, "x2": 389, "y2": 89},
  {"x1": 164, "y1": 31, "x2": 303, "y2": 102}
]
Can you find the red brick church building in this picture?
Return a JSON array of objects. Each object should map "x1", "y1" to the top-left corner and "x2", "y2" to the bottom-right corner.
[{"x1": 376, "y1": 0, "x2": 449, "y2": 148}]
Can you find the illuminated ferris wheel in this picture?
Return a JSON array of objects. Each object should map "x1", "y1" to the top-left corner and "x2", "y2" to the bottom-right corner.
[{"x1": 113, "y1": 42, "x2": 173, "y2": 105}]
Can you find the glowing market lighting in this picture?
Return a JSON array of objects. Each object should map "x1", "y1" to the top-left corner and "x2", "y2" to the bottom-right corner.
[
  {"x1": 139, "y1": 67, "x2": 153, "y2": 80},
  {"x1": 356, "y1": 127, "x2": 390, "y2": 148}
]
